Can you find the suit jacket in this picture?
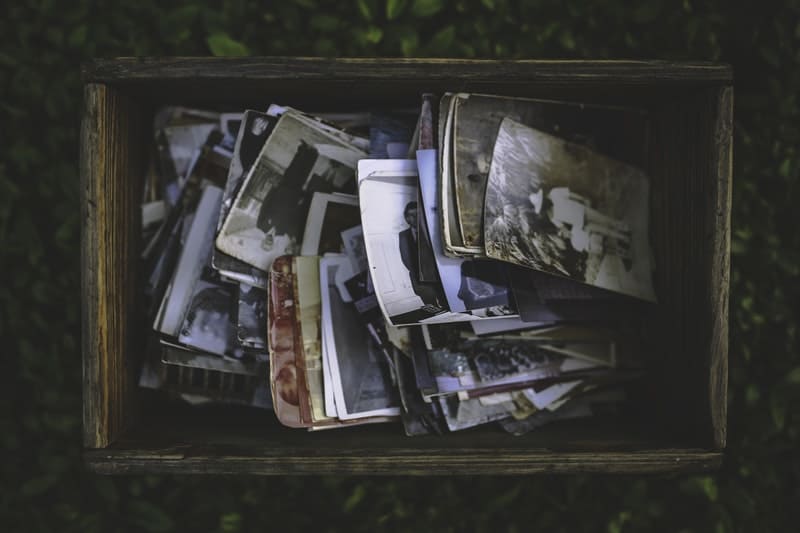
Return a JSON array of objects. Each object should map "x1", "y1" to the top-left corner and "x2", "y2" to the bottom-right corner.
[{"x1": 398, "y1": 228, "x2": 417, "y2": 282}]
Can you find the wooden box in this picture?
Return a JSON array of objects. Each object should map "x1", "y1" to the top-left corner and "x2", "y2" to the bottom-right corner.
[{"x1": 81, "y1": 58, "x2": 732, "y2": 475}]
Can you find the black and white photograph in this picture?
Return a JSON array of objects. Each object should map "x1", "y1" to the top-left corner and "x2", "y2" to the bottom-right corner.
[
  {"x1": 216, "y1": 111, "x2": 367, "y2": 272},
  {"x1": 437, "y1": 394, "x2": 515, "y2": 432},
  {"x1": 358, "y1": 159, "x2": 456, "y2": 325},
  {"x1": 426, "y1": 347, "x2": 477, "y2": 395},
  {"x1": 212, "y1": 110, "x2": 277, "y2": 287},
  {"x1": 177, "y1": 273, "x2": 238, "y2": 358},
  {"x1": 160, "y1": 341, "x2": 259, "y2": 377},
  {"x1": 268, "y1": 105, "x2": 372, "y2": 152},
  {"x1": 483, "y1": 118, "x2": 657, "y2": 302},
  {"x1": 417, "y1": 149, "x2": 517, "y2": 318},
  {"x1": 155, "y1": 185, "x2": 223, "y2": 338},
  {"x1": 161, "y1": 121, "x2": 219, "y2": 186},
  {"x1": 467, "y1": 340, "x2": 565, "y2": 383},
  {"x1": 341, "y1": 225, "x2": 368, "y2": 273},
  {"x1": 416, "y1": 190, "x2": 440, "y2": 283},
  {"x1": 300, "y1": 192, "x2": 360, "y2": 256},
  {"x1": 320, "y1": 255, "x2": 401, "y2": 420},
  {"x1": 236, "y1": 283, "x2": 268, "y2": 351},
  {"x1": 451, "y1": 93, "x2": 648, "y2": 248},
  {"x1": 219, "y1": 112, "x2": 244, "y2": 150}
]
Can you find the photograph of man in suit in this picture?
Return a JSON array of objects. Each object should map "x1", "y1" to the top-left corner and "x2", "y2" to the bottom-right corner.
[{"x1": 398, "y1": 201, "x2": 441, "y2": 308}]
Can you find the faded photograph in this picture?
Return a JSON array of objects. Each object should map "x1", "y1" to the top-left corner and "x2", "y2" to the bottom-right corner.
[
  {"x1": 216, "y1": 112, "x2": 366, "y2": 272},
  {"x1": 214, "y1": 111, "x2": 276, "y2": 256},
  {"x1": 452, "y1": 93, "x2": 648, "y2": 248},
  {"x1": 236, "y1": 283, "x2": 267, "y2": 350},
  {"x1": 321, "y1": 257, "x2": 401, "y2": 419},
  {"x1": 178, "y1": 273, "x2": 238, "y2": 358},
  {"x1": 484, "y1": 118, "x2": 656, "y2": 302}
]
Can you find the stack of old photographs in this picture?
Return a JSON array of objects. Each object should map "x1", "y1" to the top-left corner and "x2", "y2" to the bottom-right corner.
[
  {"x1": 347, "y1": 93, "x2": 657, "y2": 435},
  {"x1": 137, "y1": 92, "x2": 657, "y2": 437},
  {"x1": 139, "y1": 103, "x2": 416, "y2": 414},
  {"x1": 139, "y1": 107, "x2": 274, "y2": 408}
]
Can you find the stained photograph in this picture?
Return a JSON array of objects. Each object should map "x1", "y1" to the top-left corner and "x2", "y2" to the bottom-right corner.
[
  {"x1": 483, "y1": 118, "x2": 657, "y2": 302},
  {"x1": 216, "y1": 112, "x2": 367, "y2": 272},
  {"x1": 452, "y1": 93, "x2": 648, "y2": 248},
  {"x1": 211, "y1": 111, "x2": 277, "y2": 287}
]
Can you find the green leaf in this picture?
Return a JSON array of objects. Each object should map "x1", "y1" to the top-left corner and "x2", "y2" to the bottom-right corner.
[
  {"x1": 387, "y1": 0, "x2": 408, "y2": 20},
  {"x1": 220, "y1": 512, "x2": 242, "y2": 533},
  {"x1": 206, "y1": 33, "x2": 249, "y2": 57},
  {"x1": 400, "y1": 32, "x2": 419, "y2": 56},
  {"x1": 429, "y1": 25, "x2": 455, "y2": 51},
  {"x1": 357, "y1": 0, "x2": 373, "y2": 20},
  {"x1": 770, "y1": 388, "x2": 787, "y2": 430},
  {"x1": 127, "y1": 501, "x2": 174, "y2": 533},
  {"x1": 786, "y1": 367, "x2": 800, "y2": 384},
  {"x1": 411, "y1": 0, "x2": 444, "y2": 18},
  {"x1": 699, "y1": 476, "x2": 718, "y2": 501},
  {"x1": 344, "y1": 484, "x2": 366, "y2": 512},
  {"x1": 310, "y1": 14, "x2": 340, "y2": 31},
  {"x1": 779, "y1": 158, "x2": 792, "y2": 177},
  {"x1": 364, "y1": 26, "x2": 384, "y2": 44}
]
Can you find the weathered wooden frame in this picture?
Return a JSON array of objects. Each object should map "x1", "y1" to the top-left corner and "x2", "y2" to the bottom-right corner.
[{"x1": 81, "y1": 58, "x2": 731, "y2": 475}]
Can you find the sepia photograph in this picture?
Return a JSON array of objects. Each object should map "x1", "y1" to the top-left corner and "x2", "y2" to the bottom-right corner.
[
  {"x1": 439, "y1": 94, "x2": 483, "y2": 256},
  {"x1": 267, "y1": 255, "x2": 311, "y2": 428},
  {"x1": 300, "y1": 192, "x2": 360, "y2": 256},
  {"x1": 216, "y1": 111, "x2": 367, "y2": 272},
  {"x1": 483, "y1": 118, "x2": 657, "y2": 302},
  {"x1": 451, "y1": 93, "x2": 648, "y2": 248},
  {"x1": 320, "y1": 255, "x2": 401, "y2": 420},
  {"x1": 293, "y1": 256, "x2": 331, "y2": 424}
]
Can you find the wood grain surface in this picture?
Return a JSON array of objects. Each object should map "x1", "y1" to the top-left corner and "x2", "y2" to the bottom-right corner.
[
  {"x1": 708, "y1": 86, "x2": 733, "y2": 449},
  {"x1": 80, "y1": 58, "x2": 731, "y2": 474},
  {"x1": 85, "y1": 447, "x2": 722, "y2": 475},
  {"x1": 81, "y1": 83, "x2": 144, "y2": 448},
  {"x1": 83, "y1": 57, "x2": 732, "y2": 84}
]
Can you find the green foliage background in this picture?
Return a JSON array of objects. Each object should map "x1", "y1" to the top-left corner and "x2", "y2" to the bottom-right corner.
[{"x1": 1, "y1": 0, "x2": 799, "y2": 531}]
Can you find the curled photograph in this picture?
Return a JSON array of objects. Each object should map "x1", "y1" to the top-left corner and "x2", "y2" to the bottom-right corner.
[{"x1": 483, "y1": 118, "x2": 657, "y2": 302}]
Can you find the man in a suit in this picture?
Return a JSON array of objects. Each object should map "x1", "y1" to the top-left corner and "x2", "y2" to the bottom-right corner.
[{"x1": 398, "y1": 201, "x2": 440, "y2": 307}]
